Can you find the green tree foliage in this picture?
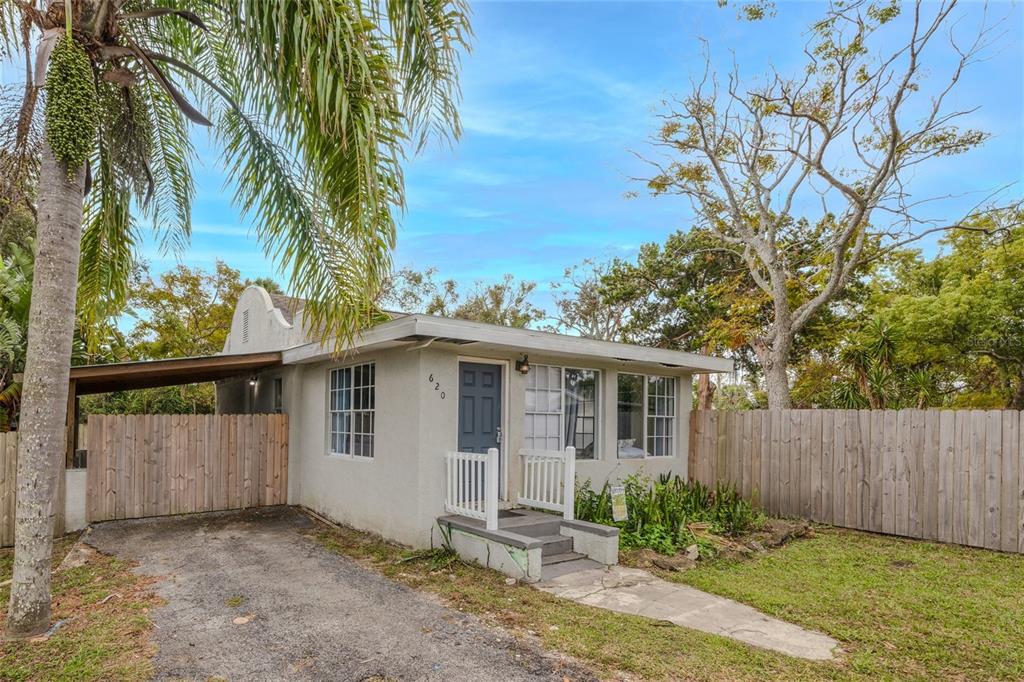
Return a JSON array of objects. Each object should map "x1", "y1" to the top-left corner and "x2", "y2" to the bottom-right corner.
[
  {"x1": 546, "y1": 260, "x2": 626, "y2": 341},
  {"x1": 81, "y1": 261, "x2": 284, "y2": 416},
  {"x1": 129, "y1": 260, "x2": 250, "y2": 359},
  {"x1": 601, "y1": 226, "x2": 877, "y2": 407},
  {"x1": 0, "y1": 242, "x2": 126, "y2": 429},
  {"x1": 381, "y1": 267, "x2": 545, "y2": 328},
  {"x1": 791, "y1": 209, "x2": 1024, "y2": 408}
]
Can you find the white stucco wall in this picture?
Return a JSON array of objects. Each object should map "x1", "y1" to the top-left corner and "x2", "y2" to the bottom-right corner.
[
  {"x1": 417, "y1": 348, "x2": 694, "y2": 500},
  {"x1": 282, "y1": 342, "x2": 695, "y2": 549},
  {"x1": 289, "y1": 348, "x2": 430, "y2": 547},
  {"x1": 222, "y1": 286, "x2": 308, "y2": 355}
]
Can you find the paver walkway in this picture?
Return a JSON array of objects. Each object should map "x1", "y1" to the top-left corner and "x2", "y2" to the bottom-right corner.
[{"x1": 538, "y1": 565, "x2": 838, "y2": 661}]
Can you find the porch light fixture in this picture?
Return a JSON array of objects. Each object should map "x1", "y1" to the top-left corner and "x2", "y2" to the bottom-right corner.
[
  {"x1": 248, "y1": 376, "x2": 258, "y2": 387},
  {"x1": 515, "y1": 355, "x2": 531, "y2": 375}
]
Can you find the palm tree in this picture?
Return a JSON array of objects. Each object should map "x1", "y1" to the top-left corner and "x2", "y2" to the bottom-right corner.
[{"x1": 1, "y1": 0, "x2": 470, "y2": 639}]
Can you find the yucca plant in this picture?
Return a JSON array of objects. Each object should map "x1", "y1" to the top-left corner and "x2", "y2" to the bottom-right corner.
[{"x1": 1, "y1": 0, "x2": 470, "y2": 639}]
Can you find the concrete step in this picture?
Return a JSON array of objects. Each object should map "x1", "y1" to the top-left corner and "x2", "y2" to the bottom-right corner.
[
  {"x1": 537, "y1": 535, "x2": 573, "y2": 556},
  {"x1": 507, "y1": 521, "x2": 563, "y2": 538},
  {"x1": 541, "y1": 551, "x2": 586, "y2": 566},
  {"x1": 541, "y1": 557, "x2": 602, "y2": 581}
]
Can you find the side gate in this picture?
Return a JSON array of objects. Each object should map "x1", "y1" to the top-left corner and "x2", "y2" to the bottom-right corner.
[{"x1": 85, "y1": 414, "x2": 288, "y2": 523}]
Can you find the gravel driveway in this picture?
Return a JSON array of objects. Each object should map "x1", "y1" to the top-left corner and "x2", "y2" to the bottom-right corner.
[{"x1": 87, "y1": 507, "x2": 592, "y2": 681}]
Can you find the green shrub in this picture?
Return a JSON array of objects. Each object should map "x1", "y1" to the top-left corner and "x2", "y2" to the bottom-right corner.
[{"x1": 575, "y1": 472, "x2": 763, "y2": 555}]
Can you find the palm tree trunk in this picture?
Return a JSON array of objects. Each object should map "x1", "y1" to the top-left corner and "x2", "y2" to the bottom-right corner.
[{"x1": 5, "y1": 143, "x2": 84, "y2": 640}]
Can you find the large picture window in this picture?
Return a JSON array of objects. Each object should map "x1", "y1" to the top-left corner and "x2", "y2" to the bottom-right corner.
[
  {"x1": 524, "y1": 365, "x2": 598, "y2": 459},
  {"x1": 329, "y1": 363, "x2": 375, "y2": 457},
  {"x1": 617, "y1": 373, "x2": 676, "y2": 458}
]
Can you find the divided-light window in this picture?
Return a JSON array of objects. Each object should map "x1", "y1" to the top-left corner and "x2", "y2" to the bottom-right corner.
[
  {"x1": 328, "y1": 363, "x2": 375, "y2": 457},
  {"x1": 617, "y1": 374, "x2": 676, "y2": 459},
  {"x1": 524, "y1": 365, "x2": 598, "y2": 459}
]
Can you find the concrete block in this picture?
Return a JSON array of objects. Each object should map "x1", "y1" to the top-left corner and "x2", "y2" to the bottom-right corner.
[
  {"x1": 447, "y1": 527, "x2": 543, "y2": 582},
  {"x1": 64, "y1": 468, "x2": 87, "y2": 532},
  {"x1": 561, "y1": 524, "x2": 618, "y2": 565}
]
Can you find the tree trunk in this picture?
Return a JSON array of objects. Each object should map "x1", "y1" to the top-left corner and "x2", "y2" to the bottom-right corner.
[
  {"x1": 696, "y1": 373, "x2": 716, "y2": 410},
  {"x1": 763, "y1": 357, "x2": 792, "y2": 409},
  {"x1": 5, "y1": 144, "x2": 84, "y2": 640},
  {"x1": 752, "y1": 328, "x2": 794, "y2": 410},
  {"x1": 1010, "y1": 371, "x2": 1024, "y2": 410}
]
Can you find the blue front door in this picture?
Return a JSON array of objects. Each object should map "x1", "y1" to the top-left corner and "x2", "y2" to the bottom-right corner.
[{"x1": 458, "y1": 362, "x2": 503, "y2": 453}]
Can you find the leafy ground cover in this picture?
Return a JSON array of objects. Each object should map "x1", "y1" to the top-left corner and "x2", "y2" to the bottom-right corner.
[
  {"x1": 0, "y1": 535, "x2": 161, "y2": 681},
  {"x1": 313, "y1": 516, "x2": 1024, "y2": 681},
  {"x1": 575, "y1": 473, "x2": 764, "y2": 556}
]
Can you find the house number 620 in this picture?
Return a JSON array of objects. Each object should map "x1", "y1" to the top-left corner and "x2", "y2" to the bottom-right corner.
[{"x1": 428, "y1": 374, "x2": 445, "y2": 399}]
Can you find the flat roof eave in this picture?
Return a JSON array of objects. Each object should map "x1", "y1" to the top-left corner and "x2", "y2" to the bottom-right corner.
[
  {"x1": 281, "y1": 315, "x2": 733, "y2": 373},
  {"x1": 69, "y1": 351, "x2": 283, "y2": 395}
]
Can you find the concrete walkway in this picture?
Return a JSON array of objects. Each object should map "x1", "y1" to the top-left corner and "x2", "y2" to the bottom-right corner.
[{"x1": 537, "y1": 566, "x2": 838, "y2": 661}]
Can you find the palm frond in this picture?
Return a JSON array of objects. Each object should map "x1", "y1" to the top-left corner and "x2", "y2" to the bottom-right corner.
[
  {"x1": 385, "y1": 0, "x2": 473, "y2": 150},
  {"x1": 0, "y1": 317, "x2": 22, "y2": 363},
  {"x1": 133, "y1": 77, "x2": 195, "y2": 254},
  {"x1": 78, "y1": 144, "x2": 137, "y2": 351},
  {"x1": 202, "y1": 1, "x2": 411, "y2": 344},
  {"x1": 0, "y1": 0, "x2": 24, "y2": 61}
]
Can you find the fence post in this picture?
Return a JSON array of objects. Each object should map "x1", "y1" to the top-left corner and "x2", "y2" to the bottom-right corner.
[
  {"x1": 563, "y1": 446, "x2": 576, "y2": 521},
  {"x1": 486, "y1": 448, "x2": 499, "y2": 531}
]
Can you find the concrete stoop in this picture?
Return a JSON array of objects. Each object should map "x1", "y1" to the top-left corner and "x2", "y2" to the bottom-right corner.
[{"x1": 436, "y1": 509, "x2": 618, "y2": 582}]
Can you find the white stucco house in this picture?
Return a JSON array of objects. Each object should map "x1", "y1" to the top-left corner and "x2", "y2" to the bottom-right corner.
[{"x1": 217, "y1": 286, "x2": 731, "y2": 581}]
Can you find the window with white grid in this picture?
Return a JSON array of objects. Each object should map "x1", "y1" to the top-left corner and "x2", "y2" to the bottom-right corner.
[
  {"x1": 646, "y1": 376, "x2": 676, "y2": 457},
  {"x1": 617, "y1": 373, "x2": 677, "y2": 459},
  {"x1": 524, "y1": 365, "x2": 598, "y2": 459},
  {"x1": 328, "y1": 363, "x2": 375, "y2": 457},
  {"x1": 524, "y1": 365, "x2": 562, "y2": 451}
]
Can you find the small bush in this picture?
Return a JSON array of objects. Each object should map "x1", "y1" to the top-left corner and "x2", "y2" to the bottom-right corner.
[{"x1": 575, "y1": 473, "x2": 763, "y2": 555}]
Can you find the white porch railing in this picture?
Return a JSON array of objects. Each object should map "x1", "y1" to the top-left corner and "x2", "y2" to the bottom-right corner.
[
  {"x1": 444, "y1": 448, "x2": 500, "y2": 530},
  {"x1": 517, "y1": 447, "x2": 575, "y2": 521}
]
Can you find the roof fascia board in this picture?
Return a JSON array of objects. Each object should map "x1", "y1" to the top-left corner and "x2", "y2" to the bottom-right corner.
[
  {"x1": 281, "y1": 316, "x2": 419, "y2": 364},
  {"x1": 283, "y1": 315, "x2": 732, "y2": 373},
  {"x1": 410, "y1": 316, "x2": 734, "y2": 372}
]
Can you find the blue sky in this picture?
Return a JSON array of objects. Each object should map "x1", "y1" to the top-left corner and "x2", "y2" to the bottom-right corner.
[{"x1": 6, "y1": 1, "x2": 1023, "y2": 316}]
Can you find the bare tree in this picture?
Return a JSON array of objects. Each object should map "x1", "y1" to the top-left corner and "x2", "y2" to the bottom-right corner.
[{"x1": 640, "y1": 0, "x2": 1018, "y2": 407}]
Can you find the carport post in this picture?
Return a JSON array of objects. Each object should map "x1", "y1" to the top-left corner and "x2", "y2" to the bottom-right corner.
[{"x1": 65, "y1": 378, "x2": 78, "y2": 469}]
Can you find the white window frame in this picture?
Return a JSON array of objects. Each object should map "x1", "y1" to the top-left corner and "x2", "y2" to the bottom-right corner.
[
  {"x1": 616, "y1": 372, "x2": 677, "y2": 459},
  {"x1": 524, "y1": 364, "x2": 600, "y2": 460},
  {"x1": 327, "y1": 362, "x2": 375, "y2": 459}
]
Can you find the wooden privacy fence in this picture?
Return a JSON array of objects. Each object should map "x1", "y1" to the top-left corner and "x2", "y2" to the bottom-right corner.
[
  {"x1": 86, "y1": 414, "x2": 288, "y2": 523},
  {"x1": 689, "y1": 409, "x2": 1024, "y2": 554},
  {"x1": 0, "y1": 431, "x2": 66, "y2": 547}
]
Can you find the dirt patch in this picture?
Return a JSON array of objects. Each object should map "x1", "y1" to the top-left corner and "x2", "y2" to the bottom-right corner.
[
  {"x1": 624, "y1": 518, "x2": 814, "y2": 572},
  {"x1": 0, "y1": 537, "x2": 162, "y2": 681}
]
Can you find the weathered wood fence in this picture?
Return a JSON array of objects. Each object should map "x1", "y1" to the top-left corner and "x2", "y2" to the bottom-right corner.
[
  {"x1": 0, "y1": 431, "x2": 66, "y2": 547},
  {"x1": 86, "y1": 414, "x2": 288, "y2": 523},
  {"x1": 689, "y1": 409, "x2": 1024, "y2": 554}
]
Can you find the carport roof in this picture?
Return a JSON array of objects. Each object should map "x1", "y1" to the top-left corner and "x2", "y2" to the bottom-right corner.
[{"x1": 69, "y1": 351, "x2": 282, "y2": 395}]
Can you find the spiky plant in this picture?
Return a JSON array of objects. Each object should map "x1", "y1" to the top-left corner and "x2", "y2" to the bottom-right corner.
[{"x1": 1, "y1": 0, "x2": 471, "y2": 639}]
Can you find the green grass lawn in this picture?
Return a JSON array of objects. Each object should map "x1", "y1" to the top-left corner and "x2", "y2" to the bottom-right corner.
[
  {"x1": 672, "y1": 526, "x2": 1024, "y2": 680},
  {"x1": 313, "y1": 519, "x2": 1024, "y2": 681},
  {"x1": 0, "y1": 536, "x2": 161, "y2": 681}
]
